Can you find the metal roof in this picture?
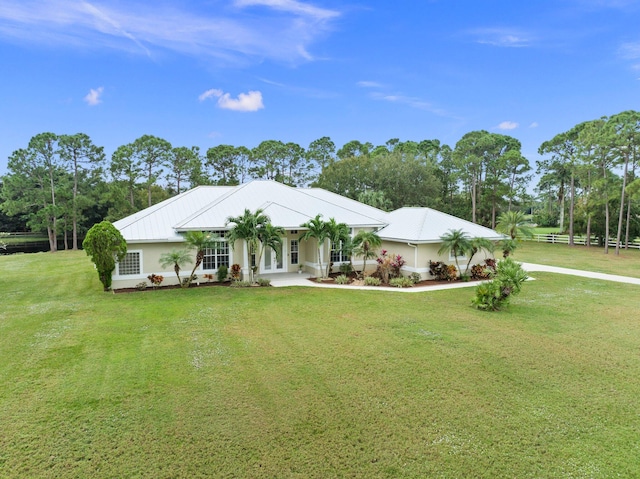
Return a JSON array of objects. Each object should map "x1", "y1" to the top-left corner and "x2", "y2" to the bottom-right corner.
[
  {"x1": 113, "y1": 181, "x2": 504, "y2": 244},
  {"x1": 376, "y1": 207, "x2": 506, "y2": 243}
]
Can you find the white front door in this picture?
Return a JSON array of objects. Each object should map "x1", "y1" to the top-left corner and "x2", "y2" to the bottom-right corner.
[{"x1": 263, "y1": 243, "x2": 285, "y2": 272}]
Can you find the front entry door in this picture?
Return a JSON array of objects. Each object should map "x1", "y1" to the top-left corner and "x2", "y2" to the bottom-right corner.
[{"x1": 263, "y1": 243, "x2": 285, "y2": 272}]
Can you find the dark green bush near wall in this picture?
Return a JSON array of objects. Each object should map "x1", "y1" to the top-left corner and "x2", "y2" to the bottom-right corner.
[{"x1": 217, "y1": 265, "x2": 229, "y2": 283}]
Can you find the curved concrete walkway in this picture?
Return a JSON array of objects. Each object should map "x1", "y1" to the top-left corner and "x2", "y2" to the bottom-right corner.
[
  {"x1": 520, "y1": 262, "x2": 640, "y2": 285},
  {"x1": 266, "y1": 263, "x2": 640, "y2": 292}
]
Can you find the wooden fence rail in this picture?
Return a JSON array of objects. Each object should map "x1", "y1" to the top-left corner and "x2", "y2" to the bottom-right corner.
[{"x1": 529, "y1": 234, "x2": 640, "y2": 249}]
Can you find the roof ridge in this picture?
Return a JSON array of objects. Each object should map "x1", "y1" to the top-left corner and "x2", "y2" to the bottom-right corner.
[
  {"x1": 298, "y1": 188, "x2": 388, "y2": 225},
  {"x1": 174, "y1": 182, "x2": 250, "y2": 228}
]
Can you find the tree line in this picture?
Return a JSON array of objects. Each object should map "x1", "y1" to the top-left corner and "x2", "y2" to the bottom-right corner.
[
  {"x1": 536, "y1": 110, "x2": 640, "y2": 253},
  {"x1": 1, "y1": 109, "x2": 638, "y2": 254}
]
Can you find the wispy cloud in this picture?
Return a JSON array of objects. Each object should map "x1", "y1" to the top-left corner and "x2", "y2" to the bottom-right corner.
[
  {"x1": 357, "y1": 81, "x2": 452, "y2": 117},
  {"x1": 84, "y1": 86, "x2": 104, "y2": 106},
  {"x1": 618, "y1": 41, "x2": 640, "y2": 72},
  {"x1": 258, "y1": 77, "x2": 338, "y2": 99},
  {"x1": 497, "y1": 121, "x2": 519, "y2": 130},
  {"x1": 529, "y1": 122, "x2": 539, "y2": 128},
  {"x1": 199, "y1": 89, "x2": 264, "y2": 112},
  {"x1": 356, "y1": 80, "x2": 384, "y2": 88},
  {"x1": 0, "y1": 0, "x2": 341, "y2": 64},
  {"x1": 469, "y1": 28, "x2": 533, "y2": 47},
  {"x1": 234, "y1": 0, "x2": 340, "y2": 21}
]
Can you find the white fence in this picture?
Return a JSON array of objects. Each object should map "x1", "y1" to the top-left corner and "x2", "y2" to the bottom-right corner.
[{"x1": 530, "y1": 234, "x2": 640, "y2": 249}]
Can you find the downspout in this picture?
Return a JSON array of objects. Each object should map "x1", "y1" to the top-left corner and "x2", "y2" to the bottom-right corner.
[{"x1": 407, "y1": 243, "x2": 418, "y2": 275}]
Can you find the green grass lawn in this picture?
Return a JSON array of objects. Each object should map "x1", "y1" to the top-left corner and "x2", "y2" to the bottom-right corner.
[
  {"x1": 2, "y1": 250, "x2": 640, "y2": 478},
  {"x1": 514, "y1": 241, "x2": 640, "y2": 278}
]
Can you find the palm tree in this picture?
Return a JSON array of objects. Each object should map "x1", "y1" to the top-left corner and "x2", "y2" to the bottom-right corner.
[
  {"x1": 463, "y1": 237, "x2": 495, "y2": 275},
  {"x1": 257, "y1": 222, "x2": 285, "y2": 278},
  {"x1": 496, "y1": 211, "x2": 533, "y2": 240},
  {"x1": 184, "y1": 231, "x2": 221, "y2": 287},
  {"x1": 352, "y1": 230, "x2": 382, "y2": 278},
  {"x1": 159, "y1": 249, "x2": 192, "y2": 287},
  {"x1": 325, "y1": 218, "x2": 350, "y2": 277},
  {"x1": 300, "y1": 214, "x2": 330, "y2": 278},
  {"x1": 438, "y1": 229, "x2": 472, "y2": 278},
  {"x1": 496, "y1": 211, "x2": 533, "y2": 259},
  {"x1": 226, "y1": 209, "x2": 270, "y2": 283}
]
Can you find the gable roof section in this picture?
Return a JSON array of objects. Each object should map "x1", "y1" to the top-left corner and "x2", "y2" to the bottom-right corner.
[
  {"x1": 377, "y1": 207, "x2": 505, "y2": 243},
  {"x1": 114, "y1": 181, "x2": 388, "y2": 242},
  {"x1": 113, "y1": 186, "x2": 234, "y2": 242},
  {"x1": 175, "y1": 181, "x2": 387, "y2": 231}
]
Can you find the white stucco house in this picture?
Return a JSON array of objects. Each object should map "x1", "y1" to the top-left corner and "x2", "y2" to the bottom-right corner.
[{"x1": 112, "y1": 180, "x2": 504, "y2": 289}]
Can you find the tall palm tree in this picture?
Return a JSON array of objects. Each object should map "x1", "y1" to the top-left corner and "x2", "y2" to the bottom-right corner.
[
  {"x1": 184, "y1": 231, "x2": 221, "y2": 287},
  {"x1": 352, "y1": 230, "x2": 382, "y2": 278},
  {"x1": 438, "y1": 229, "x2": 472, "y2": 277},
  {"x1": 257, "y1": 222, "x2": 285, "y2": 277},
  {"x1": 226, "y1": 209, "x2": 270, "y2": 283},
  {"x1": 325, "y1": 218, "x2": 350, "y2": 277},
  {"x1": 159, "y1": 249, "x2": 192, "y2": 287},
  {"x1": 496, "y1": 211, "x2": 533, "y2": 240},
  {"x1": 299, "y1": 214, "x2": 330, "y2": 278}
]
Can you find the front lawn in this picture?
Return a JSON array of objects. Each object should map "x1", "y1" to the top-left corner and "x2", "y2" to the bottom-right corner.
[{"x1": 1, "y1": 250, "x2": 640, "y2": 477}]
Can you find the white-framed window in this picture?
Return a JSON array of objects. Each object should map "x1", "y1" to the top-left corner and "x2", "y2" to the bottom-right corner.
[
  {"x1": 117, "y1": 251, "x2": 141, "y2": 276},
  {"x1": 330, "y1": 240, "x2": 349, "y2": 263},
  {"x1": 290, "y1": 239, "x2": 299, "y2": 265},
  {"x1": 448, "y1": 249, "x2": 467, "y2": 261},
  {"x1": 202, "y1": 230, "x2": 230, "y2": 270}
]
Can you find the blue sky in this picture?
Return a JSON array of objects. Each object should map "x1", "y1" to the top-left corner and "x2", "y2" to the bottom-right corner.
[{"x1": 1, "y1": 0, "x2": 639, "y2": 177}]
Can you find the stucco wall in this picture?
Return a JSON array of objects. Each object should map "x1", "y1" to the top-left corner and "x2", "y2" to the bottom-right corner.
[{"x1": 380, "y1": 240, "x2": 497, "y2": 280}]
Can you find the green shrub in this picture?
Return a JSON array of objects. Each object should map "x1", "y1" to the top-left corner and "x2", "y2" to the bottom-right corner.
[
  {"x1": 389, "y1": 276, "x2": 414, "y2": 288},
  {"x1": 230, "y1": 280, "x2": 251, "y2": 288},
  {"x1": 257, "y1": 278, "x2": 271, "y2": 287},
  {"x1": 135, "y1": 282, "x2": 148, "y2": 291},
  {"x1": 409, "y1": 272, "x2": 421, "y2": 284},
  {"x1": 339, "y1": 263, "x2": 353, "y2": 275},
  {"x1": 364, "y1": 277, "x2": 381, "y2": 286},
  {"x1": 217, "y1": 265, "x2": 229, "y2": 283},
  {"x1": 335, "y1": 274, "x2": 349, "y2": 284},
  {"x1": 472, "y1": 257, "x2": 528, "y2": 311}
]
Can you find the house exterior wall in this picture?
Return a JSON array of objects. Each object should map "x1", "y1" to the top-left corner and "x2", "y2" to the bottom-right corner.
[
  {"x1": 379, "y1": 240, "x2": 497, "y2": 280},
  {"x1": 112, "y1": 240, "x2": 243, "y2": 289}
]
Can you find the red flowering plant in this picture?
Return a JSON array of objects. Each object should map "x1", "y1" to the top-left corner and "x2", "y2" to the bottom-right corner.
[
  {"x1": 147, "y1": 274, "x2": 164, "y2": 289},
  {"x1": 376, "y1": 250, "x2": 406, "y2": 284}
]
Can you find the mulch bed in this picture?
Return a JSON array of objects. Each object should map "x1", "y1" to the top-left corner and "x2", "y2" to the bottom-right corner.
[
  {"x1": 114, "y1": 281, "x2": 235, "y2": 294},
  {"x1": 306, "y1": 276, "x2": 481, "y2": 289}
]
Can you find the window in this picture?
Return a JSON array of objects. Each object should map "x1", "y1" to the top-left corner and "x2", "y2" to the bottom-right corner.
[
  {"x1": 118, "y1": 251, "x2": 141, "y2": 275},
  {"x1": 290, "y1": 239, "x2": 299, "y2": 265},
  {"x1": 330, "y1": 240, "x2": 349, "y2": 263},
  {"x1": 448, "y1": 249, "x2": 467, "y2": 261},
  {"x1": 203, "y1": 231, "x2": 229, "y2": 270}
]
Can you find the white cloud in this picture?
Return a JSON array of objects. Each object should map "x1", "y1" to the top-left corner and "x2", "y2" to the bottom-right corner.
[
  {"x1": 529, "y1": 122, "x2": 539, "y2": 128},
  {"x1": 0, "y1": 0, "x2": 341, "y2": 64},
  {"x1": 84, "y1": 86, "x2": 104, "y2": 106},
  {"x1": 234, "y1": 0, "x2": 339, "y2": 21},
  {"x1": 198, "y1": 89, "x2": 224, "y2": 101},
  {"x1": 199, "y1": 89, "x2": 264, "y2": 112},
  {"x1": 470, "y1": 28, "x2": 532, "y2": 47},
  {"x1": 498, "y1": 121, "x2": 519, "y2": 130}
]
